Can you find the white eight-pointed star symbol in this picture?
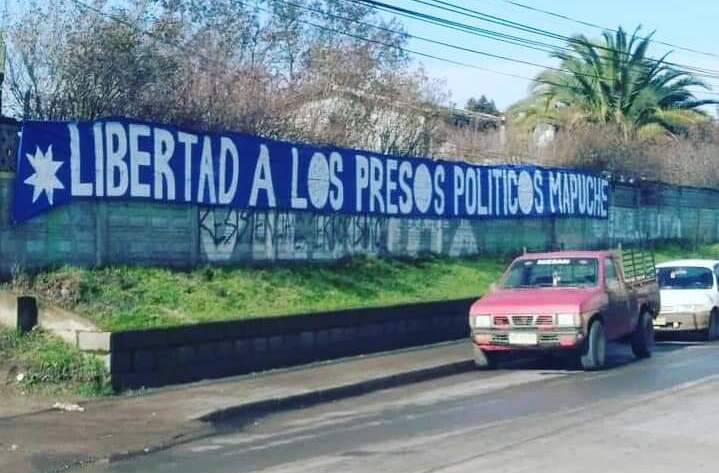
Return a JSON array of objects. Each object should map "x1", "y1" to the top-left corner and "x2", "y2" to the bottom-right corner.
[{"x1": 23, "y1": 145, "x2": 65, "y2": 205}]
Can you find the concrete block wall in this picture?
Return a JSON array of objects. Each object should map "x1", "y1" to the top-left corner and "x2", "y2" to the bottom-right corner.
[
  {"x1": 103, "y1": 202, "x2": 197, "y2": 267},
  {"x1": 0, "y1": 187, "x2": 99, "y2": 272},
  {"x1": 109, "y1": 298, "x2": 474, "y2": 390},
  {"x1": 2, "y1": 119, "x2": 719, "y2": 276}
]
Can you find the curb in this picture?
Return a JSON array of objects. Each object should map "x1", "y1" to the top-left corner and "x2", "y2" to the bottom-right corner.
[{"x1": 200, "y1": 358, "x2": 474, "y2": 424}]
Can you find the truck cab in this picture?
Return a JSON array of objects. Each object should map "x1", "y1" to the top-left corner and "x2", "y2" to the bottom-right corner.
[{"x1": 469, "y1": 249, "x2": 659, "y2": 370}]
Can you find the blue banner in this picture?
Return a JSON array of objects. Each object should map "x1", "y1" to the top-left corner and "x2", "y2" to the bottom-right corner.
[{"x1": 12, "y1": 118, "x2": 609, "y2": 223}]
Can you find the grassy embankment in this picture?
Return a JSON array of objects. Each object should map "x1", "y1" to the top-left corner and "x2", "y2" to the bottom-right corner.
[
  {"x1": 1, "y1": 255, "x2": 504, "y2": 396},
  {"x1": 8, "y1": 255, "x2": 507, "y2": 332},
  {"x1": 2, "y1": 241, "x2": 717, "y2": 397},
  {"x1": 8, "y1": 241, "x2": 719, "y2": 333}
]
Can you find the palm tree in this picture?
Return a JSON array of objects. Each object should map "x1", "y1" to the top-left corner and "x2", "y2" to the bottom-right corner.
[{"x1": 510, "y1": 26, "x2": 717, "y2": 139}]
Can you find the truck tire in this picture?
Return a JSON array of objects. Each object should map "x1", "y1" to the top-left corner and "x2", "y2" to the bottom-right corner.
[
  {"x1": 706, "y1": 310, "x2": 719, "y2": 341},
  {"x1": 473, "y1": 346, "x2": 496, "y2": 370},
  {"x1": 631, "y1": 311, "x2": 654, "y2": 358},
  {"x1": 580, "y1": 320, "x2": 606, "y2": 370}
]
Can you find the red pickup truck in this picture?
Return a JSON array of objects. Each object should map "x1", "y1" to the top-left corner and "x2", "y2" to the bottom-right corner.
[{"x1": 469, "y1": 249, "x2": 660, "y2": 370}]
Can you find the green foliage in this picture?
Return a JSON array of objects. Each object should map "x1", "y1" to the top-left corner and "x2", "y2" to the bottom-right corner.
[
  {"x1": 511, "y1": 26, "x2": 717, "y2": 138},
  {"x1": 0, "y1": 327, "x2": 110, "y2": 397},
  {"x1": 13, "y1": 256, "x2": 506, "y2": 332}
]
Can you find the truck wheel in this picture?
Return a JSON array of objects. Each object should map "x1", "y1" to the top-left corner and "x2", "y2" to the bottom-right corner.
[
  {"x1": 706, "y1": 310, "x2": 719, "y2": 341},
  {"x1": 473, "y1": 346, "x2": 496, "y2": 370},
  {"x1": 580, "y1": 320, "x2": 606, "y2": 370},
  {"x1": 631, "y1": 311, "x2": 654, "y2": 359}
]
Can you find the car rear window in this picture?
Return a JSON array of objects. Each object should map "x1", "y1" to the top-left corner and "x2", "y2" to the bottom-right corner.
[
  {"x1": 657, "y1": 267, "x2": 713, "y2": 290},
  {"x1": 502, "y1": 258, "x2": 598, "y2": 288}
]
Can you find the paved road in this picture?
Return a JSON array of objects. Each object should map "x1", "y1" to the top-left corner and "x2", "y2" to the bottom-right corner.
[{"x1": 86, "y1": 340, "x2": 719, "y2": 473}]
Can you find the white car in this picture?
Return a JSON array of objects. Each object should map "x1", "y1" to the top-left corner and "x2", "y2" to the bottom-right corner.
[{"x1": 655, "y1": 259, "x2": 719, "y2": 340}]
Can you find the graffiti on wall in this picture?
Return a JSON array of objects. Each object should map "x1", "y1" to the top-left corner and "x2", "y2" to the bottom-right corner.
[
  {"x1": 199, "y1": 208, "x2": 252, "y2": 262},
  {"x1": 198, "y1": 207, "x2": 491, "y2": 263},
  {"x1": 608, "y1": 206, "x2": 684, "y2": 242},
  {"x1": 199, "y1": 208, "x2": 391, "y2": 262}
]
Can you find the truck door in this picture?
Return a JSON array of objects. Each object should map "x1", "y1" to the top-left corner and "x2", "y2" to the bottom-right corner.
[{"x1": 604, "y1": 257, "x2": 631, "y2": 339}]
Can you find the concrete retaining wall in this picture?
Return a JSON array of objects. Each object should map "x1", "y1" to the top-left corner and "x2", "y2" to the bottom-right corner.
[
  {"x1": 2, "y1": 115, "x2": 719, "y2": 275},
  {"x1": 109, "y1": 299, "x2": 474, "y2": 390}
]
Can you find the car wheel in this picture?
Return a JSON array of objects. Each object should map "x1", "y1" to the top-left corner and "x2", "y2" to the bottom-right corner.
[
  {"x1": 473, "y1": 346, "x2": 496, "y2": 370},
  {"x1": 631, "y1": 311, "x2": 654, "y2": 358},
  {"x1": 580, "y1": 320, "x2": 606, "y2": 370},
  {"x1": 706, "y1": 310, "x2": 719, "y2": 341}
]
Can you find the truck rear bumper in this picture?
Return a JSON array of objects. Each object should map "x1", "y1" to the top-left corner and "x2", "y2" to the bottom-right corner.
[
  {"x1": 471, "y1": 329, "x2": 583, "y2": 351},
  {"x1": 654, "y1": 310, "x2": 711, "y2": 332}
]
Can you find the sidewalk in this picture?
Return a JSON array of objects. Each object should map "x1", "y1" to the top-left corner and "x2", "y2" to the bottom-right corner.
[{"x1": 0, "y1": 341, "x2": 472, "y2": 473}]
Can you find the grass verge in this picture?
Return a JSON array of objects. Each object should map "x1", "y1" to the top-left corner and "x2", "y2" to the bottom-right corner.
[
  {"x1": 7, "y1": 241, "x2": 719, "y2": 333},
  {"x1": 8, "y1": 255, "x2": 506, "y2": 332},
  {"x1": 0, "y1": 327, "x2": 111, "y2": 397}
]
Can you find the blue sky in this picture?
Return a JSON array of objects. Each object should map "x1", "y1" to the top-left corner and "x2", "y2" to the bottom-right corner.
[{"x1": 392, "y1": 0, "x2": 719, "y2": 111}]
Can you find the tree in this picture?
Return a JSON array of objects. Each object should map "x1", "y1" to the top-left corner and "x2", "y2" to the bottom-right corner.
[
  {"x1": 510, "y1": 26, "x2": 717, "y2": 138},
  {"x1": 1, "y1": 0, "x2": 448, "y2": 155},
  {"x1": 466, "y1": 95, "x2": 498, "y2": 115}
]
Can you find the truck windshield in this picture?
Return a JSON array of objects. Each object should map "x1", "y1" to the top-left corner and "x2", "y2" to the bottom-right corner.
[
  {"x1": 502, "y1": 258, "x2": 599, "y2": 288},
  {"x1": 657, "y1": 267, "x2": 714, "y2": 290}
]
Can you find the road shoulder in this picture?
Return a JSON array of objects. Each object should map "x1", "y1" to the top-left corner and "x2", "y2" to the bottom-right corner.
[{"x1": 0, "y1": 341, "x2": 473, "y2": 473}]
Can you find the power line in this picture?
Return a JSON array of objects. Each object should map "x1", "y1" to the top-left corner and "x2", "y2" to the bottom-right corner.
[
  {"x1": 270, "y1": 0, "x2": 616, "y2": 80},
  {"x1": 345, "y1": 0, "x2": 719, "y2": 99},
  {"x1": 276, "y1": 0, "x2": 719, "y2": 98},
  {"x1": 355, "y1": 0, "x2": 719, "y2": 82},
  {"x1": 417, "y1": 0, "x2": 719, "y2": 78},
  {"x1": 67, "y1": 0, "x2": 558, "y2": 93},
  {"x1": 260, "y1": 0, "x2": 574, "y2": 86},
  {"x1": 270, "y1": 0, "x2": 672, "y2": 98},
  {"x1": 494, "y1": 0, "x2": 719, "y2": 60},
  {"x1": 345, "y1": 2, "x2": 568, "y2": 55},
  {"x1": 431, "y1": 0, "x2": 719, "y2": 79},
  {"x1": 66, "y1": 0, "x2": 719, "y2": 104}
]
